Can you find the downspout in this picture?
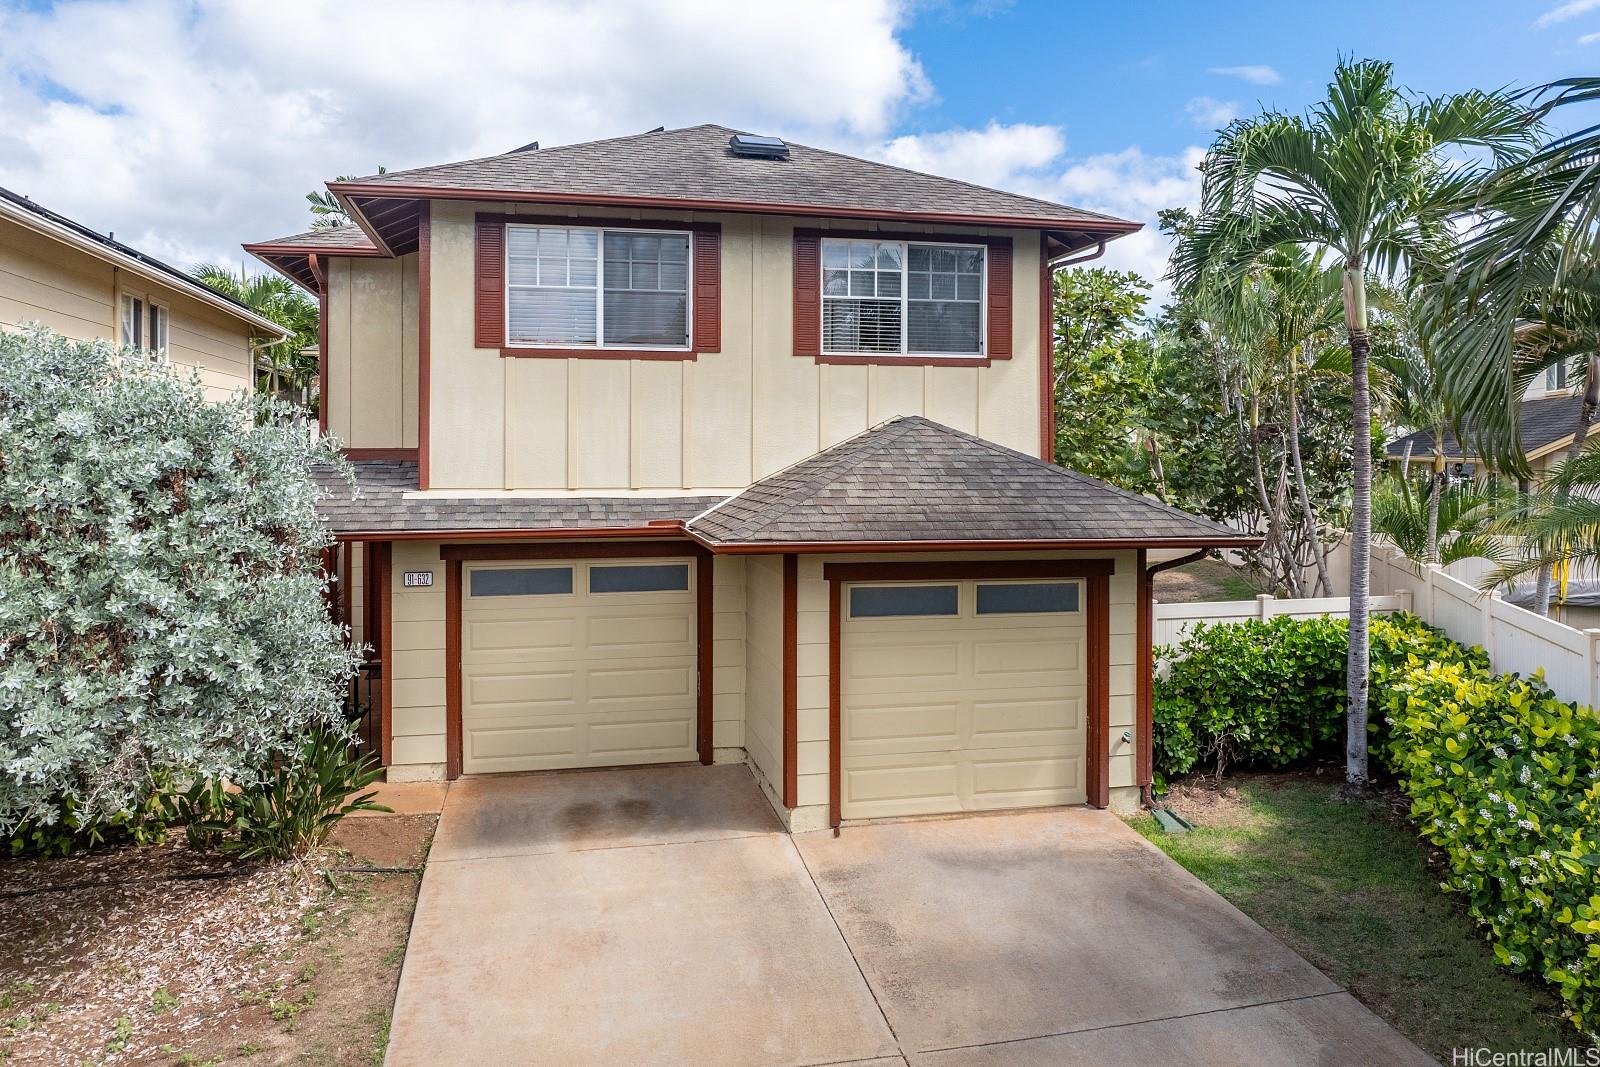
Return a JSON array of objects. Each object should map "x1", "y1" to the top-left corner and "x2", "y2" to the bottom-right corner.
[{"x1": 1138, "y1": 548, "x2": 1213, "y2": 808}]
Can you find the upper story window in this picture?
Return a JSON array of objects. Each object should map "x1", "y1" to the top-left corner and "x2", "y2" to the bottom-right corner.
[
  {"x1": 821, "y1": 238, "x2": 985, "y2": 357},
  {"x1": 119, "y1": 293, "x2": 169, "y2": 361},
  {"x1": 505, "y1": 224, "x2": 690, "y2": 350},
  {"x1": 1546, "y1": 359, "x2": 1570, "y2": 392}
]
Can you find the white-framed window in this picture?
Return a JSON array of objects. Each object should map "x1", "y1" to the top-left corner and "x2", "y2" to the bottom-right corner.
[
  {"x1": 505, "y1": 224, "x2": 692, "y2": 350},
  {"x1": 119, "y1": 293, "x2": 169, "y2": 360},
  {"x1": 821, "y1": 238, "x2": 985, "y2": 357},
  {"x1": 1546, "y1": 359, "x2": 1570, "y2": 392}
]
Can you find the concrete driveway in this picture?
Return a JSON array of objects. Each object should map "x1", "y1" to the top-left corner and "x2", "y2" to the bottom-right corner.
[{"x1": 386, "y1": 764, "x2": 1434, "y2": 1067}]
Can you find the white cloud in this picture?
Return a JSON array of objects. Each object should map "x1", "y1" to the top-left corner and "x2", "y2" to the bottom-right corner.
[
  {"x1": 868, "y1": 125, "x2": 1204, "y2": 306},
  {"x1": 876, "y1": 122, "x2": 1066, "y2": 188},
  {"x1": 1207, "y1": 64, "x2": 1281, "y2": 85},
  {"x1": 1579, "y1": 30, "x2": 1600, "y2": 42},
  {"x1": 0, "y1": 0, "x2": 930, "y2": 269},
  {"x1": 1185, "y1": 96, "x2": 1239, "y2": 129},
  {"x1": 1536, "y1": 0, "x2": 1600, "y2": 26}
]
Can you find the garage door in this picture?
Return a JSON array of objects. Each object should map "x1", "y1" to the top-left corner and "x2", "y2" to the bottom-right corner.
[
  {"x1": 841, "y1": 578, "x2": 1087, "y2": 819},
  {"x1": 459, "y1": 557, "x2": 698, "y2": 774}
]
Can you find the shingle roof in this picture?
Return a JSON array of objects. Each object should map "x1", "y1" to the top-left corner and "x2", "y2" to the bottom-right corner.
[
  {"x1": 686, "y1": 417, "x2": 1250, "y2": 547},
  {"x1": 334, "y1": 124, "x2": 1137, "y2": 232},
  {"x1": 1386, "y1": 394, "x2": 1583, "y2": 460},
  {"x1": 246, "y1": 225, "x2": 378, "y2": 253},
  {"x1": 313, "y1": 461, "x2": 723, "y2": 535}
]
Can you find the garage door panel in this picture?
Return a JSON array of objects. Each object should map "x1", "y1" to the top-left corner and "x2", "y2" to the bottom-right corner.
[
  {"x1": 586, "y1": 613, "x2": 694, "y2": 655},
  {"x1": 586, "y1": 663, "x2": 694, "y2": 702},
  {"x1": 467, "y1": 723, "x2": 580, "y2": 764},
  {"x1": 848, "y1": 640, "x2": 963, "y2": 681},
  {"x1": 464, "y1": 617, "x2": 578, "y2": 656},
  {"x1": 970, "y1": 695, "x2": 1084, "y2": 745},
  {"x1": 843, "y1": 759, "x2": 962, "y2": 818},
  {"x1": 465, "y1": 669, "x2": 577, "y2": 708},
  {"x1": 588, "y1": 717, "x2": 697, "y2": 756},
  {"x1": 841, "y1": 578, "x2": 1088, "y2": 820},
  {"x1": 970, "y1": 754, "x2": 1084, "y2": 808},
  {"x1": 460, "y1": 558, "x2": 698, "y2": 775},
  {"x1": 971, "y1": 636, "x2": 1079, "y2": 678},
  {"x1": 844, "y1": 699, "x2": 961, "y2": 747}
]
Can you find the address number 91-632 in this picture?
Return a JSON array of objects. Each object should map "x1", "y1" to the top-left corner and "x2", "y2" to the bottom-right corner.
[{"x1": 402, "y1": 571, "x2": 434, "y2": 588}]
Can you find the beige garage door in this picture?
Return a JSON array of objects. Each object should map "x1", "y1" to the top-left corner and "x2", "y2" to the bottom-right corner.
[
  {"x1": 841, "y1": 579, "x2": 1087, "y2": 819},
  {"x1": 460, "y1": 558, "x2": 697, "y2": 774}
]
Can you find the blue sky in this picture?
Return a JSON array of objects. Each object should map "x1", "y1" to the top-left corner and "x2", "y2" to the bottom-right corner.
[
  {"x1": 903, "y1": 0, "x2": 1589, "y2": 153},
  {"x1": 0, "y1": 0, "x2": 1591, "y2": 298}
]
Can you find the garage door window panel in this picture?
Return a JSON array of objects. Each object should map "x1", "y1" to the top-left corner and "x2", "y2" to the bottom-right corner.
[
  {"x1": 468, "y1": 566, "x2": 575, "y2": 598},
  {"x1": 589, "y1": 563, "x2": 691, "y2": 593},
  {"x1": 975, "y1": 581, "x2": 1081, "y2": 615},
  {"x1": 848, "y1": 584, "x2": 959, "y2": 619}
]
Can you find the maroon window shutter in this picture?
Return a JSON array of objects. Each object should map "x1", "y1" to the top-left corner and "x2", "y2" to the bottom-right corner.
[
  {"x1": 691, "y1": 227, "x2": 721, "y2": 352},
  {"x1": 986, "y1": 236, "x2": 1013, "y2": 359},
  {"x1": 474, "y1": 216, "x2": 505, "y2": 348},
  {"x1": 793, "y1": 232, "x2": 821, "y2": 356}
]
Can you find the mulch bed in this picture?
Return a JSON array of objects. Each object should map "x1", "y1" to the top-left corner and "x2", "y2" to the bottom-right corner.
[{"x1": 0, "y1": 814, "x2": 435, "y2": 1066}]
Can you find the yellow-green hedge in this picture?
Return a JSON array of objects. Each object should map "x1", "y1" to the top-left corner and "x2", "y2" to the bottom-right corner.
[{"x1": 1377, "y1": 653, "x2": 1600, "y2": 1038}]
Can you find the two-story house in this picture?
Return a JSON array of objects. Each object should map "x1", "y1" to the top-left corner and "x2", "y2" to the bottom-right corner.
[
  {"x1": 246, "y1": 125, "x2": 1251, "y2": 830},
  {"x1": 2, "y1": 185, "x2": 284, "y2": 395}
]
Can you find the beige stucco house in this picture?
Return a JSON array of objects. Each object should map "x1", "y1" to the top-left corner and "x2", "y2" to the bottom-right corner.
[
  {"x1": 1, "y1": 185, "x2": 286, "y2": 397},
  {"x1": 247, "y1": 125, "x2": 1251, "y2": 831}
]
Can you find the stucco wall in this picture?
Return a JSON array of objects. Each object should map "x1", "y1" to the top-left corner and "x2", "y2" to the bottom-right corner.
[
  {"x1": 419, "y1": 200, "x2": 1045, "y2": 491},
  {"x1": 325, "y1": 254, "x2": 419, "y2": 448},
  {"x1": 0, "y1": 215, "x2": 254, "y2": 401}
]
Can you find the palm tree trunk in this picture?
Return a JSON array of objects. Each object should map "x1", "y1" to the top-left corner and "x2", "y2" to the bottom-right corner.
[
  {"x1": 1426, "y1": 424, "x2": 1444, "y2": 564},
  {"x1": 1288, "y1": 368, "x2": 1332, "y2": 595},
  {"x1": 1343, "y1": 265, "x2": 1372, "y2": 788},
  {"x1": 1535, "y1": 354, "x2": 1600, "y2": 614},
  {"x1": 1400, "y1": 439, "x2": 1413, "y2": 481}
]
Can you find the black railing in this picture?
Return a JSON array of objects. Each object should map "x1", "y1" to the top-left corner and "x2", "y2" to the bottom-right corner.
[{"x1": 347, "y1": 658, "x2": 383, "y2": 760}]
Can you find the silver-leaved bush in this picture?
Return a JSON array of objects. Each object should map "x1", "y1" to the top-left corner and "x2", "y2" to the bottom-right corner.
[{"x1": 0, "y1": 326, "x2": 362, "y2": 829}]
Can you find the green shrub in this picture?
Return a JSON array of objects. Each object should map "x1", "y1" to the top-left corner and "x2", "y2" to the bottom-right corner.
[
  {"x1": 8, "y1": 779, "x2": 177, "y2": 858},
  {"x1": 1153, "y1": 612, "x2": 1485, "y2": 782},
  {"x1": 1377, "y1": 660, "x2": 1600, "y2": 1037},
  {"x1": 191, "y1": 729, "x2": 389, "y2": 861}
]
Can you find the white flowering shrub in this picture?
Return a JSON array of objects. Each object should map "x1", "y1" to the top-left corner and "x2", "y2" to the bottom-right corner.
[{"x1": 0, "y1": 327, "x2": 360, "y2": 829}]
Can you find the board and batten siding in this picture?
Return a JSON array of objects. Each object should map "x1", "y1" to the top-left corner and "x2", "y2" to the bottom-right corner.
[
  {"x1": 421, "y1": 200, "x2": 1045, "y2": 491},
  {"x1": 324, "y1": 254, "x2": 420, "y2": 449},
  {"x1": 0, "y1": 215, "x2": 255, "y2": 401}
]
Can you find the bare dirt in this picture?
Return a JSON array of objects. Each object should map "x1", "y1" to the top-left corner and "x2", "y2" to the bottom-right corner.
[{"x1": 0, "y1": 814, "x2": 435, "y2": 1067}]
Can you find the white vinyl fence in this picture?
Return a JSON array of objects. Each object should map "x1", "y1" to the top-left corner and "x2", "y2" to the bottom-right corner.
[
  {"x1": 1153, "y1": 593, "x2": 1411, "y2": 652},
  {"x1": 1360, "y1": 541, "x2": 1600, "y2": 708}
]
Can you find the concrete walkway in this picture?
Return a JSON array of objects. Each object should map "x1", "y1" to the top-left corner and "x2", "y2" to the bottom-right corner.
[{"x1": 386, "y1": 764, "x2": 1435, "y2": 1067}]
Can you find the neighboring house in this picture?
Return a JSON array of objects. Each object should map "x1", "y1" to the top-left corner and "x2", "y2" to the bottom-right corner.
[
  {"x1": 246, "y1": 124, "x2": 1251, "y2": 830},
  {"x1": 1386, "y1": 362, "x2": 1585, "y2": 488},
  {"x1": 0, "y1": 185, "x2": 286, "y2": 398}
]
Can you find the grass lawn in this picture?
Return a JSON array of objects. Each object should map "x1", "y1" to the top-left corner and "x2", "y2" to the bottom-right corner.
[{"x1": 1127, "y1": 771, "x2": 1581, "y2": 1060}]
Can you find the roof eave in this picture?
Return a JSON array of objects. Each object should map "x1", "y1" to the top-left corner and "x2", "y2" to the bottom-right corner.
[
  {"x1": 326, "y1": 180, "x2": 1143, "y2": 244},
  {"x1": 0, "y1": 196, "x2": 289, "y2": 340},
  {"x1": 694, "y1": 536, "x2": 1264, "y2": 554}
]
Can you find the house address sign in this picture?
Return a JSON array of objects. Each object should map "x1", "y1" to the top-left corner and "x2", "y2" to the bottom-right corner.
[{"x1": 403, "y1": 571, "x2": 434, "y2": 588}]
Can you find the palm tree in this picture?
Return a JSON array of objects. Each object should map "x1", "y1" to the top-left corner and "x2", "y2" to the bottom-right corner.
[
  {"x1": 1373, "y1": 476, "x2": 1509, "y2": 567},
  {"x1": 1171, "y1": 59, "x2": 1534, "y2": 787},
  {"x1": 193, "y1": 265, "x2": 320, "y2": 404},
  {"x1": 308, "y1": 167, "x2": 386, "y2": 230}
]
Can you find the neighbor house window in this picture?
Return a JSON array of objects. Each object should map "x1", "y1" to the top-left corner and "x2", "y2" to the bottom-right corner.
[
  {"x1": 505, "y1": 224, "x2": 690, "y2": 349},
  {"x1": 1547, "y1": 359, "x2": 1570, "y2": 391},
  {"x1": 821, "y1": 238, "x2": 984, "y2": 357},
  {"x1": 119, "y1": 294, "x2": 169, "y2": 359}
]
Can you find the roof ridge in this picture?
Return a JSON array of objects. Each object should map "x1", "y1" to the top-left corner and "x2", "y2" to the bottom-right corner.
[
  {"x1": 344, "y1": 124, "x2": 728, "y2": 186},
  {"x1": 918, "y1": 417, "x2": 1241, "y2": 534},
  {"x1": 707, "y1": 417, "x2": 919, "y2": 540},
  {"x1": 779, "y1": 137, "x2": 1130, "y2": 227}
]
